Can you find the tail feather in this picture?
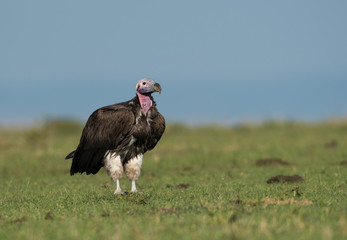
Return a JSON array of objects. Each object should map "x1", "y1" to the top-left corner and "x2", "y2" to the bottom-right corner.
[
  {"x1": 69, "y1": 148, "x2": 105, "y2": 176},
  {"x1": 85, "y1": 150, "x2": 106, "y2": 175},
  {"x1": 65, "y1": 150, "x2": 76, "y2": 159}
]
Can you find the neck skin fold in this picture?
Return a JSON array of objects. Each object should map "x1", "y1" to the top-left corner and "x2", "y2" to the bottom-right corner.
[{"x1": 137, "y1": 93, "x2": 152, "y2": 115}]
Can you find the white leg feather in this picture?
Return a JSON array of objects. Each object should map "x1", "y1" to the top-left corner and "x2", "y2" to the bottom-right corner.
[
  {"x1": 104, "y1": 151, "x2": 124, "y2": 195},
  {"x1": 125, "y1": 154, "x2": 143, "y2": 193}
]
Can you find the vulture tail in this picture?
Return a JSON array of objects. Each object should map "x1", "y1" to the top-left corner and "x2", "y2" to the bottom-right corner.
[
  {"x1": 65, "y1": 150, "x2": 76, "y2": 159},
  {"x1": 69, "y1": 148, "x2": 105, "y2": 176}
]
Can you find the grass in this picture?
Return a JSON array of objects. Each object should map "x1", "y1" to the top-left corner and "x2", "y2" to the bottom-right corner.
[{"x1": 0, "y1": 120, "x2": 346, "y2": 239}]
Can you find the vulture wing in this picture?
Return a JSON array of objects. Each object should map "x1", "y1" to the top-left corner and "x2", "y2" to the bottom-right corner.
[
  {"x1": 147, "y1": 109, "x2": 166, "y2": 150},
  {"x1": 67, "y1": 104, "x2": 135, "y2": 175}
]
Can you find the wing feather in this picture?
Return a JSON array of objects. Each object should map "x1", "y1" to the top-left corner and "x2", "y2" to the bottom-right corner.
[
  {"x1": 147, "y1": 108, "x2": 165, "y2": 150},
  {"x1": 70, "y1": 104, "x2": 135, "y2": 175}
]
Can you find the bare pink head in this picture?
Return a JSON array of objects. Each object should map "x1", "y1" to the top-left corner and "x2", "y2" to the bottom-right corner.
[
  {"x1": 136, "y1": 78, "x2": 161, "y2": 115},
  {"x1": 136, "y1": 78, "x2": 161, "y2": 95}
]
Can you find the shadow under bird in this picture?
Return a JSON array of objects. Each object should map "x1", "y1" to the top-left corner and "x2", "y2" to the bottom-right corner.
[{"x1": 65, "y1": 78, "x2": 165, "y2": 194}]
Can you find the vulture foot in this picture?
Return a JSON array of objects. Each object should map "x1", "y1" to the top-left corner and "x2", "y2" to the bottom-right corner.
[{"x1": 114, "y1": 189, "x2": 123, "y2": 195}]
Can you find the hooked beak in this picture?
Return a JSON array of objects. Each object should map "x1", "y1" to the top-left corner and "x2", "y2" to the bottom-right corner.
[{"x1": 153, "y1": 83, "x2": 162, "y2": 94}]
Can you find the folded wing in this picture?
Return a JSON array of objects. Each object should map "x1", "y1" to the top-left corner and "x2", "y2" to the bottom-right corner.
[{"x1": 67, "y1": 105, "x2": 135, "y2": 175}]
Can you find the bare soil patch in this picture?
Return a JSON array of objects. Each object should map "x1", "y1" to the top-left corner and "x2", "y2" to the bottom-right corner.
[
  {"x1": 45, "y1": 212, "x2": 54, "y2": 220},
  {"x1": 166, "y1": 183, "x2": 190, "y2": 189},
  {"x1": 256, "y1": 158, "x2": 289, "y2": 166},
  {"x1": 340, "y1": 160, "x2": 347, "y2": 166},
  {"x1": 266, "y1": 175, "x2": 304, "y2": 184},
  {"x1": 325, "y1": 140, "x2": 338, "y2": 148},
  {"x1": 11, "y1": 216, "x2": 27, "y2": 224}
]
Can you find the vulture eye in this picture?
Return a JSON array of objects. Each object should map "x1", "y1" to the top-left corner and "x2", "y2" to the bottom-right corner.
[{"x1": 142, "y1": 82, "x2": 146, "y2": 85}]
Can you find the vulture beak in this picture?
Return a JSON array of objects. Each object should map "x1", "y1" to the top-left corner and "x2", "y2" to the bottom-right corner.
[{"x1": 153, "y1": 83, "x2": 162, "y2": 94}]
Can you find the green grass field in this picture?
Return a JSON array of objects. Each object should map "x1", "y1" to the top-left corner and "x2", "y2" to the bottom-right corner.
[{"x1": 0, "y1": 120, "x2": 346, "y2": 240}]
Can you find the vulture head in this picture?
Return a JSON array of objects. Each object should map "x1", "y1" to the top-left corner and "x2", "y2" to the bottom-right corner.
[{"x1": 136, "y1": 78, "x2": 161, "y2": 95}]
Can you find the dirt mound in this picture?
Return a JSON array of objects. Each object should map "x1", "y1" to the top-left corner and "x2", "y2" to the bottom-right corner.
[
  {"x1": 266, "y1": 175, "x2": 304, "y2": 184},
  {"x1": 11, "y1": 216, "x2": 27, "y2": 224},
  {"x1": 166, "y1": 183, "x2": 190, "y2": 189},
  {"x1": 325, "y1": 140, "x2": 338, "y2": 148},
  {"x1": 45, "y1": 212, "x2": 54, "y2": 220},
  {"x1": 340, "y1": 160, "x2": 347, "y2": 166},
  {"x1": 256, "y1": 158, "x2": 289, "y2": 166}
]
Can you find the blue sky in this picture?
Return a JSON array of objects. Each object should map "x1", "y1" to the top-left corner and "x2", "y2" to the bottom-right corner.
[{"x1": 1, "y1": 0, "x2": 347, "y2": 125}]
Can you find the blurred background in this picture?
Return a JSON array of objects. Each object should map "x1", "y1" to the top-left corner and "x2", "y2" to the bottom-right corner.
[{"x1": 1, "y1": 0, "x2": 346, "y2": 126}]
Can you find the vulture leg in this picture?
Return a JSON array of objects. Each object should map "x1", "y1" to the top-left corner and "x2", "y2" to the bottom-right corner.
[
  {"x1": 125, "y1": 154, "x2": 143, "y2": 193},
  {"x1": 104, "y1": 152, "x2": 124, "y2": 195},
  {"x1": 131, "y1": 180, "x2": 137, "y2": 192},
  {"x1": 115, "y1": 179, "x2": 122, "y2": 195}
]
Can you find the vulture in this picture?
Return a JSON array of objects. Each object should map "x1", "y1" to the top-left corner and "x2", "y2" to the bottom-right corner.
[{"x1": 66, "y1": 78, "x2": 165, "y2": 194}]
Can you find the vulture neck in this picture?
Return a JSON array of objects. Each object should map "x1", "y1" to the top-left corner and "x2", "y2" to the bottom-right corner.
[{"x1": 137, "y1": 93, "x2": 153, "y2": 115}]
